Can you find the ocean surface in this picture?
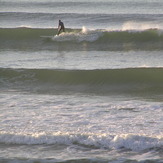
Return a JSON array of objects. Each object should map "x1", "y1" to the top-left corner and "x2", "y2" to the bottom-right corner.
[{"x1": 0, "y1": 0, "x2": 163, "y2": 162}]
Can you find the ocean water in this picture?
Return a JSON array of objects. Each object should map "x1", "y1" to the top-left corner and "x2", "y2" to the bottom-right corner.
[{"x1": 0, "y1": 0, "x2": 163, "y2": 163}]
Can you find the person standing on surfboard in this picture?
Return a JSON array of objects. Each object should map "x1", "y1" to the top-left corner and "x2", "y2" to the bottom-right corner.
[{"x1": 57, "y1": 20, "x2": 65, "y2": 35}]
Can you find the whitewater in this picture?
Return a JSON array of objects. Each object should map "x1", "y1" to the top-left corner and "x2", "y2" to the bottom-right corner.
[{"x1": 0, "y1": 0, "x2": 163, "y2": 163}]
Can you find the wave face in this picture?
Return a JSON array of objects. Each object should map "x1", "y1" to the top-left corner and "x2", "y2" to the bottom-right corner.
[
  {"x1": 1, "y1": 67, "x2": 163, "y2": 96},
  {"x1": 1, "y1": 27, "x2": 163, "y2": 51}
]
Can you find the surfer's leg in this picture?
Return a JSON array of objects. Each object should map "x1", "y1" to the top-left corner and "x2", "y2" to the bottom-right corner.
[
  {"x1": 57, "y1": 29, "x2": 61, "y2": 35},
  {"x1": 57, "y1": 26, "x2": 62, "y2": 35}
]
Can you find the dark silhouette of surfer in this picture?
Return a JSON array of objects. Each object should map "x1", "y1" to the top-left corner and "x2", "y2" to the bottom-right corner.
[{"x1": 57, "y1": 20, "x2": 65, "y2": 35}]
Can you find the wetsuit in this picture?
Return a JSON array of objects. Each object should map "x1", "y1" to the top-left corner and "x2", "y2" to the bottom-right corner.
[{"x1": 57, "y1": 20, "x2": 65, "y2": 35}]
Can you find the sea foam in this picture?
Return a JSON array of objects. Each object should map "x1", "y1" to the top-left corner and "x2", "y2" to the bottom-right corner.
[{"x1": 0, "y1": 132, "x2": 162, "y2": 152}]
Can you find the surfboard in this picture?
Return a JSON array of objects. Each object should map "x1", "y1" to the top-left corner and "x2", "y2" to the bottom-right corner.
[
  {"x1": 40, "y1": 35, "x2": 59, "y2": 39},
  {"x1": 40, "y1": 36, "x2": 54, "y2": 38}
]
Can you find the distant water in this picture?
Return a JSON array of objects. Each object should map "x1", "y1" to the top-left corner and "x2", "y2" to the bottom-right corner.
[
  {"x1": 0, "y1": 0, "x2": 163, "y2": 163},
  {"x1": 1, "y1": 0, "x2": 163, "y2": 29}
]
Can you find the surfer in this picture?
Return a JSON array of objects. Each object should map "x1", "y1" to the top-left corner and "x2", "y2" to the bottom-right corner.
[{"x1": 57, "y1": 20, "x2": 65, "y2": 35}]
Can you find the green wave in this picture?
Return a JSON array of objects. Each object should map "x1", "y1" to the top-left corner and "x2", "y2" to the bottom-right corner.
[{"x1": 1, "y1": 68, "x2": 163, "y2": 96}]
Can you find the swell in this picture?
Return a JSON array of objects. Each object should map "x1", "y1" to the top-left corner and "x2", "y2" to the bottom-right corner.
[
  {"x1": 1, "y1": 27, "x2": 163, "y2": 51},
  {"x1": 1, "y1": 12, "x2": 163, "y2": 23},
  {"x1": 1, "y1": 68, "x2": 163, "y2": 95},
  {"x1": 1, "y1": 67, "x2": 163, "y2": 84}
]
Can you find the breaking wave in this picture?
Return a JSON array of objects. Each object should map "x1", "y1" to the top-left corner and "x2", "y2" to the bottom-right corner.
[
  {"x1": 1, "y1": 27, "x2": 163, "y2": 51},
  {"x1": 0, "y1": 131, "x2": 162, "y2": 152}
]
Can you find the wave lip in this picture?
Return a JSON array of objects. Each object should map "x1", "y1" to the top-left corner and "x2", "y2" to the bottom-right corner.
[{"x1": 0, "y1": 132, "x2": 162, "y2": 152}]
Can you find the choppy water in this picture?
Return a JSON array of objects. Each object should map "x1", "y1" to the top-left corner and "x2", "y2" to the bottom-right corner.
[{"x1": 0, "y1": 0, "x2": 163, "y2": 163}]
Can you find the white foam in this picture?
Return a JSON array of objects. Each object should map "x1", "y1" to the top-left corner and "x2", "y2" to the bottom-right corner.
[
  {"x1": 0, "y1": 132, "x2": 162, "y2": 152},
  {"x1": 52, "y1": 27, "x2": 103, "y2": 42},
  {"x1": 122, "y1": 21, "x2": 160, "y2": 31},
  {"x1": 82, "y1": 26, "x2": 89, "y2": 34}
]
